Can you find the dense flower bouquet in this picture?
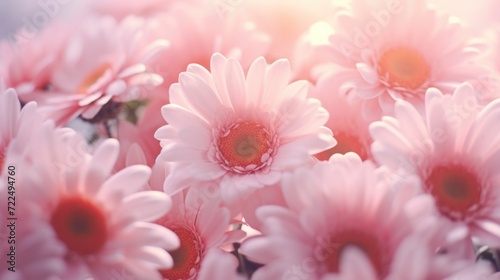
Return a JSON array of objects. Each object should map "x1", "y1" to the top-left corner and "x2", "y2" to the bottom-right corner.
[{"x1": 2, "y1": 0, "x2": 500, "y2": 279}]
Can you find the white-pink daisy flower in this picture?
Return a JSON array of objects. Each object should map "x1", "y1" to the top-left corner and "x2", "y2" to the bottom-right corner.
[
  {"x1": 22, "y1": 15, "x2": 168, "y2": 126},
  {"x1": 370, "y1": 82, "x2": 500, "y2": 247},
  {"x1": 240, "y1": 154, "x2": 489, "y2": 279},
  {"x1": 155, "y1": 53, "x2": 335, "y2": 203},
  {"x1": 325, "y1": 0, "x2": 490, "y2": 119},
  {"x1": 156, "y1": 185, "x2": 245, "y2": 280},
  {"x1": 3, "y1": 122, "x2": 179, "y2": 279}
]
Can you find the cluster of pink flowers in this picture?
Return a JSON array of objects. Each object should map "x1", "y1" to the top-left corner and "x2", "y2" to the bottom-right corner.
[{"x1": 2, "y1": 0, "x2": 500, "y2": 279}]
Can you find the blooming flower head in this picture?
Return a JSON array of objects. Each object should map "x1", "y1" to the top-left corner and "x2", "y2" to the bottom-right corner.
[
  {"x1": 240, "y1": 154, "x2": 488, "y2": 279},
  {"x1": 22, "y1": 15, "x2": 168, "y2": 126},
  {"x1": 155, "y1": 53, "x2": 335, "y2": 204},
  {"x1": 370, "y1": 82, "x2": 500, "y2": 248},
  {"x1": 325, "y1": 0, "x2": 490, "y2": 119},
  {"x1": 2, "y1": 122, "x2": 179, "y2": 279},
  {"x1": 156, "y1": 184, "x2": 245, "y2": 279}
]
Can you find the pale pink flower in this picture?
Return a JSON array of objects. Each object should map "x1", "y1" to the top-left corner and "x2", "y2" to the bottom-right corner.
[
  {"x1": 240, "y1": 154, "x2": 487, "y2": 279},
  {"x1": 155, "y1": 53, "x2": 335, "y2": 204},
  {"x1": 156, "y1": 185, "x2": 245, "y2": 280},
  {"x1": 22, "y1": 15, "x2": 168, "y2": 126},
  {"x1": 370, "y1": 82, "x2": 500, "y2": 248},
  {"x1": 310, "y1": 72, "x2": 373, "y2": 161},
  {"x1": 3, "y1": 123, "x2": 179, "y2": 280},
  {"x1": 325, "y1": 0, "x2": 490, "y2": 119}
]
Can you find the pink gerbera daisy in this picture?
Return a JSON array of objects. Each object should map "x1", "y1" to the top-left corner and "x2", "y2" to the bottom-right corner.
[
  {"x1": 156, "y1": 185, "x2": 245, "y2": 280},
  {"x1": 3, "y1": 122, "x2": 179, "y2": 279},
  {"x1": 22, "y1": 15, "x2": 168, "y2": 126},
  {"x1": 370, "y1": 82, "x2": 500, "y2": 248},
  {"x1": 155, "y1": 53, "x2": 335, "y2": 204},
  {"x1": 240, "y1": 154, "x2": 489, "y2": 279},
  {"x1": 325, "y1": 0, "x2": 490, "y2": 119}
]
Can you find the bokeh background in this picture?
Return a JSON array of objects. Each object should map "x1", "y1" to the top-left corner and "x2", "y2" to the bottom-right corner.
[{"x1": 1, "y1": 0, "x2": 499, "y2": 39}]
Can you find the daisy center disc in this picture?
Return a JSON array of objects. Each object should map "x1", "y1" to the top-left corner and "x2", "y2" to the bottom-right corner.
[
  {"x1": 426, "y1": 164, "x2": 482, "y2": 221},
  {"x1": 315, "y1": 132, "x2": 368, "y2": 161},
  {"x1": 78, "y1": 65, "x2": 110, "y2": 94},
  {"x1": 324, "y1": 230, "x2": 387, "y2": 277},
  {"x1": 50, "y1": 196, "x2": 107, "y2": 255},
  {"x1": 378, "y1": 47, "x2": 430, "y2": 90},
  {"x1": 217, "y1": 121, "x2": 271, "y2": 169},
  {"x1": 160, "y1": 227, "x2": 202, "y2": 280}
]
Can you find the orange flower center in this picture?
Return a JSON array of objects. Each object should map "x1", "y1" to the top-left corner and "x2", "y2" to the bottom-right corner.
[
  {"x1": 217, "y1": 121, "x2": 272, "y2": 170},
  {"x1": 160, "y1": 227, "x2": 203, "y2": 280},
  {"x1": 78, "y1": 65, "x2": 110, "y2": 94},
  {"x1": 323, "y1": 230, "x2": 387, "y2": 277},
  {"x1": 50, "y1": 196, "x2": 107, "y2": 255},
  {"x1": 426, "y1": 164, "x2": 483, "y2": 221},
  {"x1": 378, "y1": 47, "x2": 430, "y2": 90},
  {"x1": 315, "y1": 132, "x2": 368, "y2": 161}
]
